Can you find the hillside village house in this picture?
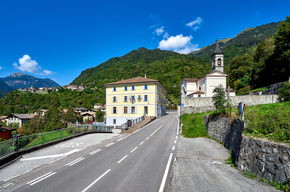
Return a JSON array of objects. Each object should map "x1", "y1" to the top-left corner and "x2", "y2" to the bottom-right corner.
[
  {"x1": 0, "y1": 124, "x2": 15, "y2": 140},
  {"x1": 181, "y1": 39, "x2": 235, "y2": 103},
  {"x1": 103, "y1": 76, "x2": 167, "y2": 128},
  {"x1": 6, "y1": 114, "x2": 36, "y2": 128}
]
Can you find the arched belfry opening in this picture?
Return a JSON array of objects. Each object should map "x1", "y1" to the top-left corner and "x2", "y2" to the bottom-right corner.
[{"x1": 211, "y1": 38, "x2": 224, "y2": 73}]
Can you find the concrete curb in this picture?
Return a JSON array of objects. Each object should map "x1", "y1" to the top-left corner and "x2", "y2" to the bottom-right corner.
[{"x1": 0, "y1": 131, "x2": 112, "y2": 168}]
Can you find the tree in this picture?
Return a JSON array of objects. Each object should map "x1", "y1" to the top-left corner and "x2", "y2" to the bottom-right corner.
[
  {"x1": 43, "y1": 105, "x2": 64, "y2": 131},
  {"x1": 95, "y1": 109, "x2": 105, "y2": 122},
  {"x1": 212, "y1": 85, "x2": 231, "y2": 113},
  {"x1": 27, "y1": 110, "x2": 44, "y2": 134},
  {"x1": 278, "y1": 82, "x2": 290, "y2": 102},
  {"x1": 272, "y1": 16, "x2": 290, "y2": 82},
  {"x1": 229, "y1": 54, "x2": 253, "y2": 88},
  {"x1": 64, "y1": 106, "x2": 76, "y2": 123}
]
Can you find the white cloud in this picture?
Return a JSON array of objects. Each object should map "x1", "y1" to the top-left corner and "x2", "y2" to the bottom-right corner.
[
  {"x1": 158, "y1": 34, "x2": 199, "y2": 54},
  {"x1": 186, "y1": 17, "x2": 203, "y2": 31},
  {"x1": 13, "y1": 54, "x2": 54, "y2": 75},
  {"x1": 0, "y1": 66, "x2": 2, "y2": 70},
  {"x1": 43, "y1": 70, "x2": 53, "y2": 75},
  {"x1": 163, "y1": 32, "x2": 169, "y2": 39},
  {"x1": 155, "y1": 26, "x2": 165, "y2": 36},
  {"x1": 13, "y1": 55, "x2": 41, "y2": 73}
]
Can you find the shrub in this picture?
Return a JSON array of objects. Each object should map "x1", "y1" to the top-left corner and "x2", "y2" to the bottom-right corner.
[
  {"x1": 279, "y1": 82, "x2": 290, "y2": 101},
  {"x1": 212, "y1": 84, "x2": 231, "y2": 113}
]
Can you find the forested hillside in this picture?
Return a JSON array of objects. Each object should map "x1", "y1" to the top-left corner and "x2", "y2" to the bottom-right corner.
[
  {"x1": 191, "y1": 22, "x2": 280, "y2": 73},
  {"x1": 227, "y1": 17, "x2": 290, "y2": 95},
  {"x1": 72, "y1": 48, "x2": 211, "y2": 100}
]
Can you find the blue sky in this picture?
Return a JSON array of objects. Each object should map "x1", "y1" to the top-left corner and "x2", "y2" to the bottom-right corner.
[{"x1": 0, "y1": 0, "x2": 289, "y2": 86}]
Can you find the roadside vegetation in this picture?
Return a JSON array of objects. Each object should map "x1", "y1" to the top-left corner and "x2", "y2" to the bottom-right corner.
[{"x1": 180, "y1": 113, "x2": 208, "y2": 138}]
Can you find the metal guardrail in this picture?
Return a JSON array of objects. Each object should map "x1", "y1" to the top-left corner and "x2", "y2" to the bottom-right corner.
[
  {"x1": 120, "y1": 116, "x2": 145, "y2": 131},
  {"x1": 0, "y1": 125, "x2": 113, "y2": 158}
]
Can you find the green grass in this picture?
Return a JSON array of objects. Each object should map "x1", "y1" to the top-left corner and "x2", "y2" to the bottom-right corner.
[
  {"x1": 20, "y1": 129, "x2": 75, "y2": 149},
  {"x1": 181, "y1": 113, "x2": 209, "y2": 138},
  {"x1": 249, "y1": 87, "x2": 268, "y2": 92},
  {"x1": 225, "y1": 151, "x2": 236, "y2": 168},
  {"x1": 206, "y1": 101, "x2": 290, "y2": 143}
]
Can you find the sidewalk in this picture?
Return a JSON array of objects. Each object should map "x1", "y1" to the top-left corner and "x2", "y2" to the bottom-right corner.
[
  {"x1": 121, "y1": 116, "x2": 155, "y2": 134},
  {"x1": 169, "y1": 136, "x2": 279, "y2": 192}
]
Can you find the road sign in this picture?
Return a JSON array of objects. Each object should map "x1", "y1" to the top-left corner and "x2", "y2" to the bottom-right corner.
[{"x1": 181, "y1": 103, "x2": 184, "y2": 107}]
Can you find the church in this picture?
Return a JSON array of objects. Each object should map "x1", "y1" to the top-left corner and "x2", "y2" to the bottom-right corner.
[{"x1": 181, "y1": 39, "x2": 235, "y2": 103}]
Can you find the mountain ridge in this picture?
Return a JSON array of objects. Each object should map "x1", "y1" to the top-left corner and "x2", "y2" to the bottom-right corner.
[{"x1": 0, "y1": 73, "x2": 60, "y2": 89}]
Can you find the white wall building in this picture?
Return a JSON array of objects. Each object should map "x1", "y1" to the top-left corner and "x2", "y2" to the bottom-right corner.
[{"x1": 181, "y1": 39, "x2": 235, "y2": 102}]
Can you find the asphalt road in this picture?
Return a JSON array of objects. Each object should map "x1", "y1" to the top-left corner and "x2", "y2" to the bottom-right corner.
[{"x1": 1, "y1": 112, "x2": 178, "y2": 192}]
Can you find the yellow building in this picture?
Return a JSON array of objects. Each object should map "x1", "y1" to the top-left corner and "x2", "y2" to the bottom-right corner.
[{"x1": 103, "y1": 76, "x2": 167, "y2": 127}]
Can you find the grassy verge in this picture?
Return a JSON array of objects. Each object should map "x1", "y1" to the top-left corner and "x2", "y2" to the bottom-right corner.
[
  {"x1": 205, "y1": 101, "x2": 290, "y2": 143},
  {"x1": 181, "y1": 113, "x2": 209, "y2": 138},
  {"x1": 249, "y1": 87, "x2": 268, "y2": 92}
]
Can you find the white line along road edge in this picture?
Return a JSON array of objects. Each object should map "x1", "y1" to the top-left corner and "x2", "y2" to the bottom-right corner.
[
  {"x1": 81, "y1": 169, "x2": 111, "y2": 192},
  {"x1": 159, "y1": 153, "x2": 173, "y2": 192}
]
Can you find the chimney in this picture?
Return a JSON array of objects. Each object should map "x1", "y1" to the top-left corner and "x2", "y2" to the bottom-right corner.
[{"x1": 145, "y1": 74, "x2": 147, "y2": 78}]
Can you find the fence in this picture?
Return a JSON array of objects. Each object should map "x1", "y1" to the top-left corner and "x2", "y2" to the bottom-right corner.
[
  {"x1": 120, "y1": 116, "x2": 145, "y2": 131},
  {"x1": 0, "y1": 124, "x2": 113, "y2": 158}
]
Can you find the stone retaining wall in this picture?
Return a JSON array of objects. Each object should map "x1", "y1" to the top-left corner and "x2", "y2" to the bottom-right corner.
[{"x1": 204, "y1": 115, "x2": 290, "y2": 184}]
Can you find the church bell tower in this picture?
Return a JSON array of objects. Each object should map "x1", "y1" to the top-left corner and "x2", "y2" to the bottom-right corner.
[{"x1": 211, "y1": 38, "x2": 224, "y2": 73}]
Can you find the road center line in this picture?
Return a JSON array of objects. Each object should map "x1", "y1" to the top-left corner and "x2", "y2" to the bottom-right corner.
[
  {"x1": 146, "y1": 137, "x2": 149, "y2": 140},
  {"x1": 159, "y1": 153, "x2": 173, "y2": 192},
  {"x1": 174, "y1": 140, "x2": 177, "y2": 144},
  {"x1": 117, "y1": 155, "x2": 128, "y2": 163},
  {"x1": 140, "y1": 141, "x2": 144, "y2": 145},
  {"x1": 67, "y1": 157, "x2": 84, "y2": 166},
  {"x1": 172, "y1": 146, "x2": 175, "y2": 150},
  {"x1": 176, "y1": 136, "x2": 178, "y2": 139},
  {"x1": 81, "y1": 169, "x2": 111, "y2": 192},
  {"x1": 130, "y1": 147, "x2": 138, "y2": 153}
]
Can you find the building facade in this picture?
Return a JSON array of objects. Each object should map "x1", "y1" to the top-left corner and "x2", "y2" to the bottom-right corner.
[
  {"x1": 103, "y1": 76, "x2": 167, "y2": 127},
  {"x1": 181, "y1": 38, "x2": 235, "y2": 103},
  {"x1": 6, "y1": 114, "x2": 35, "y2": 128}
]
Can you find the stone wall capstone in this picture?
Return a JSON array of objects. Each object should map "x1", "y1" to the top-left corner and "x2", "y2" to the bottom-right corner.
[
  {"x1": 204, "y1": 115, "x2": 290, "y2": 184},
  {"x1": 184, "y1": 94, "x2": 278, "y2": 114}
]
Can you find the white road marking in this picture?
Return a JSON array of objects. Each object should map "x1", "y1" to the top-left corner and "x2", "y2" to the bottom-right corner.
[
  {"x1": 81, "y1": 169, "x2": 111, "y2": 192},
  {"x1": 174, "y1": 140, "x2": 177, "y2": 144},
  {"x1": 67, "y1": 157, "x2": 84, "y2": 166},
  {"x1": 176, "y1": 136, "x2": 178, "y2": 139},
  {"x1": 65, "y1": 157, "x2": 84, "y2": 166},
  {"x1": 130, "y1": 147, "x2": 138, "y2": 153},
  {"x1": 21, "y1": 149, "x2": 80, "y2": 161},
  {"x1": 159, "y1": 153, "x2": 173, "y2": 192},
  {"x1": 117, "y1": 155, "x2": 128, "y2": 163},
  {"x1": 30, "y1": 172, "x2": 56, "y2": 185},
  {"x1": 175, "y1": 116, "x2": 179, "y2": 135},
  {"x1": 105, "y1": 143, "x2": 114, "y2": 147},
  {"x1": 117, "y1": 138, "x2": 124, "y2": 141},
  {"x1": 172, "y1": 146, "x2": 175, "y2": 150},
  {"x1": 89, "y1": 149, "x2": 102, "y2": 155},
  {"x1": 140, "y1": 141, "x2": 144, "y2": 145},
  {"x1": 146, "y1": 137, "x2": 149, "y2": 140},
  {"x1": 27, "y1": 172, "x2": 56, "y2": 185}
]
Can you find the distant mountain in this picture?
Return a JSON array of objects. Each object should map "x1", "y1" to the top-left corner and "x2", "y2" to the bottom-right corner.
[
  {"x1": 0, "y1": 79, "x2": 13, "y2": 98},
  {"x1": 0, "y1": 72, "x2": 60, "y2": 89}
]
